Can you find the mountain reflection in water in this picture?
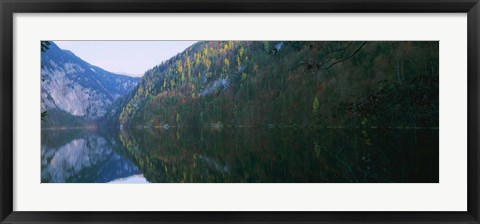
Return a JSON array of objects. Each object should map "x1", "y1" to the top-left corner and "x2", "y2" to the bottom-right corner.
[
  {"x1": 41, "y1": 127, "x2": 438, "y2": 183},
  {"x1": 41, "y1": 129, "x2": 142, "y2": 183}
]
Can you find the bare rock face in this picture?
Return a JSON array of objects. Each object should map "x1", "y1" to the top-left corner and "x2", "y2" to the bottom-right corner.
[{"x1": 41, "y1": 42, "x2": 140, "y2": 121}]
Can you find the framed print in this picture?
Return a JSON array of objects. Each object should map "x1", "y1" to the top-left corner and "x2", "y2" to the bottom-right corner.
[{"x1": 1, "y1": 0, "x2": 479, "y2": 223}]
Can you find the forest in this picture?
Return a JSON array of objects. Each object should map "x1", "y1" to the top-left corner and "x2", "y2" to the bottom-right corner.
[
  {"x1": 110, "y1": 41, "x2": 438, "y2": 130},
  {"x1": 41, "y1": 41, "x2": 439, "y2": 183}
]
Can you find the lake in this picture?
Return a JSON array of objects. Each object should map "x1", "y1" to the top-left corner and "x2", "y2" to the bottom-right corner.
[{"x1": 41, "y1": 127, "x2": 438, "y2": 183}]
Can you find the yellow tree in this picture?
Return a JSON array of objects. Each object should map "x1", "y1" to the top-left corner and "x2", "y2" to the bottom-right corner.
[
  {"x1": 227, "y1": 41, "x2": 234, "y2": 50},
  {"x1": 224, "y1": 58, "x2": 230, "y2": 68},
  {"x1": 176, "y1": 60, "x2": 184, "y2": 81},
  {"x1": 186, "y1": 56, "x2": 192, "y2": 80},
  {"x1": 203, "y1": 47, "x2": 208, "y2": 56},
  {"x1": 239, "y1": 47, "x2": 245, "y2": 57},
  {"x1": 194, "y1": 53, "x2": 200, "y2": 65},
  {"x1": 224, "y1": 58, "x2": 230, "y2": 77},
  {"x1": 237, "y1": 54, "x2": 241, "y2": 70},
  {"x1": 204, "y1": 58, "x2": 211, "y2": 71},
  {"x1": 176, "y1": 60, "x2": 183, "y2": 74}
]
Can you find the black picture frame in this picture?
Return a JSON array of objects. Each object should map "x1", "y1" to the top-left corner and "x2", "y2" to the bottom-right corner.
[{"x1": 1, "y1": 0, "x2": 479, "y2": 223}]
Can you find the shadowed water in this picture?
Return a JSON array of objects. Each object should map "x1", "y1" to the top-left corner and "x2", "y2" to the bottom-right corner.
[{"x1": 41, "y1": 127, "x2": 438, "y2": 183}]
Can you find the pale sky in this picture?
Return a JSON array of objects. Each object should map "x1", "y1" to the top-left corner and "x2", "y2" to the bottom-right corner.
[{"x1": 54, "y1": 41, "x2": 197, "y2": 77}]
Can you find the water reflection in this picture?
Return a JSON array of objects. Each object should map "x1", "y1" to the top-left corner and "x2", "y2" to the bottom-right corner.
[
  {"x1": 41, "y1": 127, "x2": 438, "y2": 183},
  {"x1": 118, "y1": 127, "x2": 438, "y2": 183},
  {"x1": 41, "y1": 129, "x2": 142, "y2": 183}
]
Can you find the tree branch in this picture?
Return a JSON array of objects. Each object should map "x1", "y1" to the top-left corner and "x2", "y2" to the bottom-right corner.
[{"x1": 322, "y1": 41, "x2": 367, "y2": 70}]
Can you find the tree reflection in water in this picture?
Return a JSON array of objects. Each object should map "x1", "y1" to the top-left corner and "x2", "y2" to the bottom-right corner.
[
  {"x1": 117, "y1": 127, "x2": 438, "y2": 183},
  {"x1": 41, "y1": 127, "x2": 438, "y2": 183}
]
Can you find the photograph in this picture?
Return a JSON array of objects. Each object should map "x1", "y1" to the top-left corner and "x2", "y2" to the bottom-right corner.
[{"x1": 40, "y1": 40, "x2": 439, "y2": 183}]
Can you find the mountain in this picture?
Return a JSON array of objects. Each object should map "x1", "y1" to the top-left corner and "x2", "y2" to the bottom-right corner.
[
  {"x1": 41, "y1": 42, "x2": 140, "y2": 127},
  {"x1": 115, "y1": 71, "x2": 141, "y2": 77},
  {"x1": 113, "y1": 41, "x2": 439, "y2": 129}
]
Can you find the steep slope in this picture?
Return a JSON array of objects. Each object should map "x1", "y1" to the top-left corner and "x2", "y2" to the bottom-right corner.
[
  {"x1": 116, "y1": 41, "x2": 438, "y2": 129},
  {"x1": 41, "y1": 42, "x2": 140, "y2": 127}
]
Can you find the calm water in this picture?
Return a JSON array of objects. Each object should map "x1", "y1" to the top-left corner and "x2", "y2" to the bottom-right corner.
[{"x1": 41, "y1": 127, "x2": 439, "y2": 183}]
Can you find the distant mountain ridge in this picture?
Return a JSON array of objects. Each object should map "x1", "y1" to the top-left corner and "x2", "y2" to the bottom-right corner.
[
  {"x1": 41, "y1": 42, "x2": 140, "y2": 127},
  {"x1": 115, "y1": 71, "x2": 142, "y2": 77}
]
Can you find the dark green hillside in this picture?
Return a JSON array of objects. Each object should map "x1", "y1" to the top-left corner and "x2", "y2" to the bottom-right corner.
[{"x1": 117, "y1": 41, "x2": 438, "y2": 129}]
